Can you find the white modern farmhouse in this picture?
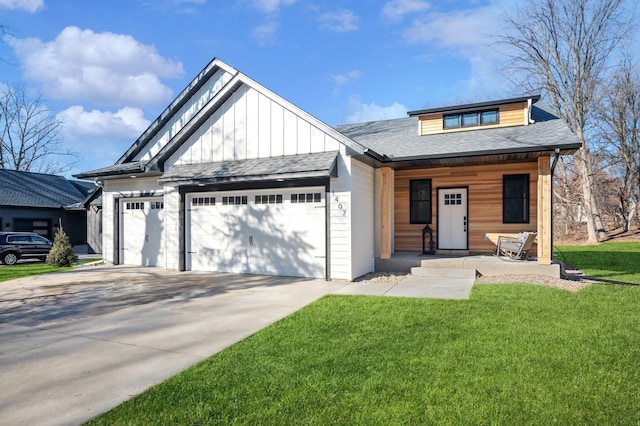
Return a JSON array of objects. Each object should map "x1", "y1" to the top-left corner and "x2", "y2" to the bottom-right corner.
[{"x1": 76, "y1": 58, "x2": 581, "y2": 281}]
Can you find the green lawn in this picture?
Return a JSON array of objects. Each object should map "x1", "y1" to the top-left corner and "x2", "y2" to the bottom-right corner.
[
  {"x1": 556, "y1": 241, "x2": 640, "y2": 283},
  {"x1": 89, "y1": 282, "x2": 640, "y2": 425},
  {"x1": 0, "y1": 259, "x2": 101, "y2": 282}
]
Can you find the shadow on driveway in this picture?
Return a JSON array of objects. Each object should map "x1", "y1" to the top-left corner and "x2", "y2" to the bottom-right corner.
[{"x1": 0, "y1": 265, "x2": 321, "y2": 327}]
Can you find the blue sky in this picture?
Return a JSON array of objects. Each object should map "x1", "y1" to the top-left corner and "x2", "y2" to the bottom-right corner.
[{"x1": 0, "y1": 0, "x2": 522, "y2": 176}]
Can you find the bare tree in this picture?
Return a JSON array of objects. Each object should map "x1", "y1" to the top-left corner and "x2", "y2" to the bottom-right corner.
[
  {"x1": 0, "y1": 85, "x2": 76, "y2": 174},
  {"x1": 596, "y1": 59, "x2": 640, "y2": 232},
  {"x1": 499, "y1": 0, "x2": 631, "y2": 242}
]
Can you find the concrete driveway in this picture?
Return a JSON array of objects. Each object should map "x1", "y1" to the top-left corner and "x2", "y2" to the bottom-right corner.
[{"x1": 0, "y1": 265, "x2": 344, "y2": 425}]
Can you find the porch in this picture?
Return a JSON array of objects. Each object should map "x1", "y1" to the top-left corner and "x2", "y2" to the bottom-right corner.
[{"x1": 375, "y1": 253, "x2": 561, "y2": 278}]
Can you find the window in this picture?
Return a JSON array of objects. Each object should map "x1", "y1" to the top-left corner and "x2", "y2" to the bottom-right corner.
[
  {"x1": 291, "y1": 192, "x2": 322, "y2": 203},
  {"x1": 192, "y1": 197, "x2": 214, "y2": 206},
  {"x1": 410, "y1": 179, "x2": 432, "y2": 224},
  {"x1": 125, "y1": 202, "x2": 144, "y2": 210},
  {"x1": 150, "y1": 201, "x2": 164, "y2": 209},
  {"x1": 222, "y1": 195, "x2": 247, "y2": 205},
  {"x1": 31, "y1": 235, "x2": 50, "y2": 244},
  {"x1": 443, "y1": 193, "x2": 462, "y2": 205},
  {"x1": 8, "y1": 235, "x2": 31, "y2": 243},
  {"x1": 255, "y1": 194, "x2": 282, "y2": 204},
  {"x1": 503, "y1": 174, "x2": 529, "y2": 223},
  {"x1": 443, "y1": 109, "x2": 499, "y2": 129}
]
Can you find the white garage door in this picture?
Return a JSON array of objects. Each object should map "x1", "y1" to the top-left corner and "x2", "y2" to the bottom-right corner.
[
  {"x1": 186, "y1": 187, "x2": 326, "y2": 278},
  {"x1": 119, "y1": 198, "x2": 165, "y2": 266}
]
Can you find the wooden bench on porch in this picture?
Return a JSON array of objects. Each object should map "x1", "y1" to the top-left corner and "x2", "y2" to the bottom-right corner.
[{"x1": 495, "y1": 231, "x2": 538, "y2": 260}]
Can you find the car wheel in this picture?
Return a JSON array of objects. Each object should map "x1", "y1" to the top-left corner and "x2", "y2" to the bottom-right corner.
[{"x1": 2, "y1": 252, "x2": 19, "y2": 266}]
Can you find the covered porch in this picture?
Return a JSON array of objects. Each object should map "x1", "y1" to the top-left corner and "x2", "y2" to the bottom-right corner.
[{"x1": 377, "y1": 155, "x2": 555, "y2": 267}]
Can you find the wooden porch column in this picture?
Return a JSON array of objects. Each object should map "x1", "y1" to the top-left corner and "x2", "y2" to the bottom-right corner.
[
  {"x1": 380, "y1": 167, "x2": 393, "y2": 259},
  {"x1": 537, "y1": 155, "x2": 552, "y2": 265}
]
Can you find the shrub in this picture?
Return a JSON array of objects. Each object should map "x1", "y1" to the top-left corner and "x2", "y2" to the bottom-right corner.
[{"x1": 46, "y1": 227, "x2": 78, "y2": 267}]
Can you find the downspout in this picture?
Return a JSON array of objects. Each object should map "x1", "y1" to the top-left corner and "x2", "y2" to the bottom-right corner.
[{"x1": 527, "y1": 98, "x2": 536, "y2": 124}]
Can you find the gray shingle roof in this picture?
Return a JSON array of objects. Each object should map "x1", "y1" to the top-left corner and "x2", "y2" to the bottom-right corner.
[
  {"x1": 74, "y1": 161, "x2": 148, "y2": 179},
  {"x1": 159, "y1": 151, "x2": 339, "y2": 185},
  {"x1": 335, "y1": 102, "x2": 581, "y2": 161},
  {"x1": 0, "y1": 169, "x2": 92, "y2": 208}
]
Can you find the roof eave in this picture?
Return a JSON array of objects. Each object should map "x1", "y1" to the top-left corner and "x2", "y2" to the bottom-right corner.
[
  {"x1": 160, "y1": 170, "x2": 335, "y2": 187},
  {"x1": 358, "y1": 143, "x2": 582, "y2": 167},
  {"x1": 407, "y1": 95, "x2": 541, "y2": 117},
  {"x1": 73, "y1": 170, "x2": 161, "y2": 180}
]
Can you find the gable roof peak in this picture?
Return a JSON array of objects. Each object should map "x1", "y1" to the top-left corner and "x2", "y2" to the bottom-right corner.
[{"x1": 116, "y1": 57, "x2": 239, "y2": 165}]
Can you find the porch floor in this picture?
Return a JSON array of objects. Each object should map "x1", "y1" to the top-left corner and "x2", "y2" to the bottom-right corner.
[{"x1": 375, "y1": 253, "x2": 560, "y2": 278}]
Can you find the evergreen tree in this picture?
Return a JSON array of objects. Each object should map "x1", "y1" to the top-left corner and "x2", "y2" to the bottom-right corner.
[{"x1": 46, "y1": 226, "x2": 78, "y2": 267}]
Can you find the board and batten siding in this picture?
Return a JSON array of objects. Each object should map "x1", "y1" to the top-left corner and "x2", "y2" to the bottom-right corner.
[
  {"x1": 101, "y1": 177, "x2": 165, "y2": 265},
  {"x1": 163, "y1": 187, "x2": 181, "y2": 270},
  {"x1": 419, "y1": 102, "x2": 529, "y2": 136},
  {"x1": 394, "y1": 161, "x2": 539, "y2": 253},
  {"x1": 135, "y1": 69, "x2": 234, "y2": 162},
  {"x1": 166, "y1": 85, "x2": 342, "y2": 167},
  {"x1": 329, "y1": 150, "x2": 352, "y2": 280},
  {"x1": 349, "y1": 159, "x2": 375, "y2": 278}
]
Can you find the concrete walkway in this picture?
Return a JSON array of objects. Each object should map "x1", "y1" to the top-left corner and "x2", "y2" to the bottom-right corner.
[
  {"x1": 0, "y1": 265, "x2": 473, "y2": 425},
  {"x1": 334, "y1": 274, "x2": 475, "y2": 300}
]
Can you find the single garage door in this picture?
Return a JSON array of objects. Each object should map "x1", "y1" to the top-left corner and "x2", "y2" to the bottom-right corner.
[
  {"x1": 186, "y1": 187, "x2": 326, "y2": 278},
  {"x1": 119, "y1": 198, "x2": 165, "y2": 266}
]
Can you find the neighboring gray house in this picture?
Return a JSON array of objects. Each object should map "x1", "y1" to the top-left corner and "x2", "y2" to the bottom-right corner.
[
  {"x1": 76, "y1": 58, "x2": 580, "y2": 280},
  {"x1": 0, "y1": 169, "x2": 94, "y2": 249}
]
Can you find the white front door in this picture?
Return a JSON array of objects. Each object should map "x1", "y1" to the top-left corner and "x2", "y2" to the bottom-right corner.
[{"x1": 437, "y1": 188, "x2": 468, "y2": 250}]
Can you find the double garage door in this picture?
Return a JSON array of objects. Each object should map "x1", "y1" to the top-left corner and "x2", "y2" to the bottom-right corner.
[{"x1": 186, "y1": 187, "x2": 326, "y2": 278}]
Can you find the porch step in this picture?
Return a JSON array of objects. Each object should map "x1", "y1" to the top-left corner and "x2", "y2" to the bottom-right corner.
[{"x1": 410, "y1": 267, "x2": 476, "y2": 279}]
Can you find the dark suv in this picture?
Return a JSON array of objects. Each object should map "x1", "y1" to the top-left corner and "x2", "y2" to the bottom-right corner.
[{"x1": 0, "y1": 232, "x2": 53, "y2": 265}]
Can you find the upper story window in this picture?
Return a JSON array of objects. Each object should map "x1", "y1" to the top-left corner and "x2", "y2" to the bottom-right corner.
[{"x1": 443, "y1": 109, "x2": 499, "y2": 129}]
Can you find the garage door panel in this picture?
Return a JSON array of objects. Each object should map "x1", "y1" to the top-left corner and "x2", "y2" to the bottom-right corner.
[
  {"x1": 187, "y1": 188, "x2": 325, "y2": 278},
  {"x1": 120, "y1": 199, "x2": 165, "y2": 267}
]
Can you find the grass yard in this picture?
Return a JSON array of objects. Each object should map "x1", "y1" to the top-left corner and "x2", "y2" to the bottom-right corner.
[
  {"x1": 0, "y1": 259, "x2": 100, "y2": 282},
  {"x1": 89, "y1": 283, "x2": 640, "y2": 425},
  {"x1": 556, "y1": 242, "x2": 640, "y2": 283}
]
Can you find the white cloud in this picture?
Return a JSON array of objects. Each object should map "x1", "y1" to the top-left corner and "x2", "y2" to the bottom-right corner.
[
  {"x1": 253, "y1": 20, "x2": 279, "y2": 45},
  {"x1": 346, "y1": 97, "x2": 407, "y2": 123},
  {"x1": 57, "y1": 106, "x2": 150, "y2": 138},
  {"x1": 57, "y1": 106, "x2": 151, "y2": 169},
  {"x1": 401, "y1": 3, "x2": 508, "y2": 99},
  {"x1": 7, "y1": 26, "x2": 184, "y2": 106},
  {"x1": 248, "y1": 0, "x2": 297, "y2": 13},
  {"x1": 332, "y1": 70, "x2": 362, "y2": 86},
  {"x1": 381, "y1": 0, "x2": 430, "y2": 23},
  {"x1": 403, "y1": 7, "x2": 496, "y2": 50},
  {"x1": 0, "y1": 0, "x2": 43, "y2": 12},
  {"x1": 319, "y1": 9, "x2": 358, "y2": 33}
]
